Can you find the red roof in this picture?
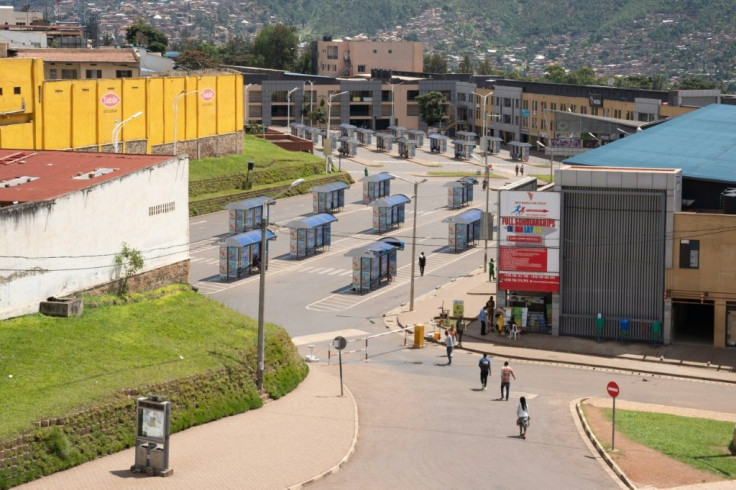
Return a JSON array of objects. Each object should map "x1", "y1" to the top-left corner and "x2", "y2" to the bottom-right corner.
[
  {"x1": 0, "y1": 150, "x2": 175, "y2": 205},
  {"x1": 13, "y1": 48, "x2": 139, "y2": 63}
]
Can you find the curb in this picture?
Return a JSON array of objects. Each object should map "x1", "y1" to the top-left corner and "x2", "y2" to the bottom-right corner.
[
  {"x1": 288, "y1": 375, "x2": 360, "y2": 489},
  {"x1": 574, "y1": 397, "x2": 636, "y2": 490}
]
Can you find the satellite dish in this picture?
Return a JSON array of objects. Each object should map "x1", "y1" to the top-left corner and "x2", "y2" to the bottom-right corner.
[{"x1": 607, "y1": 77, "x2": 615, "y2": 86}]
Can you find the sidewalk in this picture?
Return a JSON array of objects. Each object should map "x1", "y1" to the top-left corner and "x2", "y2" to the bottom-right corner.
[
  {"x1": 388, "y1": 267, "x2": 736, "y2": 384},
  {"x1": 18, "y1": 365, "x2": 357, "y2": 490}
]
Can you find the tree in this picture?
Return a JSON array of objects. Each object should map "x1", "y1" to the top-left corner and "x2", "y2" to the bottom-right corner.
[
  {"x1": 101, "y1": 32, "x2": 114, "y2": 47},
  {"x1": 113, "y1": 242, "x2": 144, "y2": 296},
  {"x1": 291, "y1": 49, "x2": 312, "y2": 74},
  {"x1": 218, "y1": 36, "x2": 252, "y2": 66},
  {"x1": 568, "y1": 66, "x2": 596, "y2": 85},
  {"x1": 125, "y1": 19, "x2": 168, "y2": 54},
  {"x1": 423, "y1": 52, "x2": 448, "y2": 74},
  {"x1": 476, "y1": 59, "x2": 494, "y2": 75},
  {"x1": 458, "y1": 54, "x2": 474, "y2": 74},
  {"x1": 251, "y1": 24, "x2": 298, "y2": 70},
  {"x1": 675, "y1": 77, "x2": 718, "y2": 90},
  {"x1": 175, "y1": 50, "x2": 220, "y2": 70},
  {"x1": 416, "y1": 91, "x2": 447, "y2": 127},
  {"x1": 543, "y1": 64, "x2": 567, "y2": 83}
]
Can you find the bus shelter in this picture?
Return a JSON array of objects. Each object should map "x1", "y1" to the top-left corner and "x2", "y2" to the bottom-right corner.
[
  {"x1": 481, "y1": 136, "x2": 503, "y2": 154},
  {"x1": 373, "y1": 194, "x2": 410, "y2": 233},
  {"x1": 375, "y1": 133, "x2": 395, "y2": 152},
  {"x1": 218, "y1": 229, "x2": 276, "y2": 281},
  {"x1": 310, "y1": 181, "x2": 349, "y2": 213},
  {"x1": 345, "y1": 241, "x2": 399, "y2": 294},
  {"x1": 509, "y1": 141, "x2": 532, "y2": 161},
  {"x1": 445, "y1": 177, "x2": 477, "y2": 209},
  {"x1": 387, "y1": 125, "x2": 407, "y2": 139},
  {"x1": 453, "y1": 139, "x2": 476, "y2": 160},
  {"x1": 286, "y1": 213, "x2": 338, "y2": 259},
  {"x1": 361, "y1": 171, "x2": 394, "y2": 203},
  {"x1": 407, "y1": 129, "x2": 426, "y2": 148},
  {"x1": 396, "y1": 137, "x2": 417, "y2": 159},
  {"x1": 355, "y1": 127, "x2": 374, "y2": 146},
  {"x1": 456, "y1": 130, "x2": 477, "y2": 142},
  {"x1": 429, "y1": 133, "x2": 450, "y2": 153},
  {"x1": 304, "y1": 126, "x2": 321, "y2": 144},
  {"x1": 225, "y1": 196, "x2": 270, "y2": 233},
  {"x1": 443, "y1": 208, "x2": 482, "y2": 252},
  {"x1": 290, "y1": 123, "x2": 306, "y2": 138},
  {"x1": 338, "y1": 136, "x2": 359, "y2": 157},
  {"x1": 339, "y1": 123, "x2": 357, "y2": 137}
]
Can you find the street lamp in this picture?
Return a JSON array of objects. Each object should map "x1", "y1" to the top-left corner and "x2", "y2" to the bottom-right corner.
[
  {"x1": 307, "y1": 80, "x2": 314, "y2": 126},
  {"x1": 326, "y1": 90, "x2": 348, "y2": 173},
  {"x1": 537, "y1": 141, "x2": 555, "y2": 182},
  {"x1": 257, "y1": 178, "x2": 305, "y2": 392},
  {"x1": 389, "y1": 173, "x2": 427, "y2": 311},
  {"x1": 244, "y1": 83, "x2": 254, "y2": 129},
  {"x1": 474, "y1": 92, "x2": 492, "y2": 141},
  {"x1": 112, "y1": 111, "x2": 143, "y2": 153},
  {"x1": 173, "y1": 90, "x2": 199, "y2": 155},
  {"x1": 286, "y1": 87, "x2": 298, "y2": 131}
]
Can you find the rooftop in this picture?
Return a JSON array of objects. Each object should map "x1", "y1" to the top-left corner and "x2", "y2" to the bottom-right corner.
[{"x1": 12, "y1": 47, "x2": 139, "y2": 63}]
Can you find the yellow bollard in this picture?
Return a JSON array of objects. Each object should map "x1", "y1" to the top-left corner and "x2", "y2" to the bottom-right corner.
[{"x1": 413, "y1": 323, "x2": 425, "y2": 348}]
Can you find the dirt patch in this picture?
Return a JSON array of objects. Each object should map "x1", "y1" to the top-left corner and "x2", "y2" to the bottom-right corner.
[{"x1": 582, "y1": 403, "x2": 722, "y2": 488}]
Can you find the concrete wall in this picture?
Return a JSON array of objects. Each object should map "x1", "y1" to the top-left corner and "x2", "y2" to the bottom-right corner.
[{"x1": 0, "y1": 156, "x2": 190, "y2": 320}]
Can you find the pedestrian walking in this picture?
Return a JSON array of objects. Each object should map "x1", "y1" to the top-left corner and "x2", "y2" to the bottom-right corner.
[
  {"x1": 418, "y1": 252, "x2": 426, "y2": 276},
  {"x1": 500, "y1": 361, "x2": 516, "y2": 400},
  {"x1": 496, "y1": 312, "x2": 505, "y2": 335},
  {"x1": 479, "y1": 305, "x2": 488, "y2": 335},
  {"x1": 456, "y1": 319, "x2": 466, "y2": 347},
  {"x1": 516, "y1": 396, "x2": 530, "y2": 439},
  {"x1": 488, "y1": 258, "x2": 495, "y2": 281},
  {"x1": 479, "y1": 354, "x2": 492, "y2": 390},
  {"x1": 364, "y1": 167, "x2": 368, "y2": 177},
  {"x1": 520, "y1": 165, "x2": 524, "y2": 176},
  {"x1": 445, "y1": 330, "x2": 456, "y2": 365},
  {"x1": 515, "y1": 164, "x2": 519, "y2": 176}
]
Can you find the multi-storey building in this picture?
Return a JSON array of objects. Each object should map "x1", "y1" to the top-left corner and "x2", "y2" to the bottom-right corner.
[{"x1": 311, "y1": 39, "x2": 423, "y2": 78}]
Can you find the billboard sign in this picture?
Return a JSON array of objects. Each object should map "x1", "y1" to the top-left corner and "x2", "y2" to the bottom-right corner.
[{"x1": 498, "y1": 272, "x2": 560, "y2": 293}]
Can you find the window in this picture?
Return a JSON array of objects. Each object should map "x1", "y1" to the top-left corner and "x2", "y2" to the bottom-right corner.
[
  {"x1": 591, "y1": 107, "x2": 599, "y2": 116},
  {"x1": 521, "y1": 117, "x2": 528, "y2": 128},
  {"x1": 86, "y1": 70, "x2": 102, "y2": 79},
  {"x1": 503, "y1": 98, "x2": 511, "y2": 108},
  {"x1": 570, "y1": 105, "x2": 577, "y2": 113},
  {"x1": 560, "y1": 104, "x2": 566, "y2": 112},
  {"x1": 116, "y1": 70, "x2": 133, "y2": 78},
  {"x1": 522, "y1": 100, "x2": 528, "y2": 109},
  {"x1": 149, "y1": 201, "x2": 176, "y2": 216},
  {"x1": 13, "y1": 87, "x2": 20, "y2": 95},
  {"x1": 532, "y1": 100, "x2": 538, "y2": 111},
  {"x1": 614, "y1": 109, "x2": 622, "y2": 119},
  {"x1": 550, "y1": 103, "x2": 557, "y2": 111},
  {"x1": 61, "y1": 69, "x2": 77, "y2": 79},
  {"x1": 327, "y1": 46, "x2": 338, "y2": 59},
  {"x1": 357, "y1": 65, "x2": 366, "y2": 73},
  {"x1": 679, "y1": 240, "x2": 699, "y2": 269},
  {"x1": 580, "y1": 106, "x2": 587, "y2": 115}
]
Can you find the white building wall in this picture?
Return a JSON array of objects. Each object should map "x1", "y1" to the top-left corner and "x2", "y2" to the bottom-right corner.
[{"x1": 0, "y1": 156, "x2": 190, "y2": 319}]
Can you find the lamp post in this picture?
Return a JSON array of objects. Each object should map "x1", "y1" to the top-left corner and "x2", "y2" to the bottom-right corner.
[
  {"x1": 257, "y1": 178, "x2": 305, "y2": 392},
  {"x1": 112, "y1": 111, "x2": 143, "y2": 153},
  {"x1": 173, "y1": 90, "x2": 199, "y2": 155},
  {"x1": 307, "y1": 80, "x2": 314, "y2": 126},
  {"x1": 286, "y1": 87, "x2": 298, "y2": 131},
  {"x1": 326, "y1": 90, "x2": 348, "y2": 173},
  {"x1": 474, "y1": 92, "x2": 492, "y2": 142},
  {"x1": 537, "y1": 141, "x2": 555, "y2": 182},
  {"x1": 244, "y1": 83, "x2": 254, "y2": 129},
  {"x1": 389, "y1": 173, "x2": 427, "y2": 312}
]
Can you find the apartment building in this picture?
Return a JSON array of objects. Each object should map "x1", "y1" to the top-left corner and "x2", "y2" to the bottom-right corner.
[{"x1": 312, "y1": 39, "x2": 423, "y2": 78}]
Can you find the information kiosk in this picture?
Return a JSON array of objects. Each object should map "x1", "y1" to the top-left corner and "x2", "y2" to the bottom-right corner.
[{"x1": 131, "y1": 396, "x2": 172, "y2": 477}]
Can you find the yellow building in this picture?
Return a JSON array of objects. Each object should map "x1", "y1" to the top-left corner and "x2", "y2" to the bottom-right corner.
[{"x1": 0, "y1": 58, "x2": 243, "y2": 158}]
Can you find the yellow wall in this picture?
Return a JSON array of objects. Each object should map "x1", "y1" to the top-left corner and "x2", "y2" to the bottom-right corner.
[{"x1": 0, "y1": 59, "x2": 243, "y2": 154}]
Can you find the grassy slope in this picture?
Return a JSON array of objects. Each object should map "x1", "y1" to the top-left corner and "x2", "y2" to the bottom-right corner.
[{"x1": 0, "y1": 287, "x2": 275, "y2": 439}]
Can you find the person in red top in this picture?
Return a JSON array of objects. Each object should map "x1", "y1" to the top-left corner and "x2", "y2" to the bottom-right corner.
[{"x1": 500, "y1": 361, "x2": 516, "y2": 401}]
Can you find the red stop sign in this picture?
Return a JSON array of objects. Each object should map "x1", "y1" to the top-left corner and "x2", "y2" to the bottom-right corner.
[{"x1": 607, "y1": 381, "x2": 620, "y2": 398}]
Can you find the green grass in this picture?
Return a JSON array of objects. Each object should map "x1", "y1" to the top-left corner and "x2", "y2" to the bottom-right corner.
[
  {"x1": 0, "y1": 287, "x2": 275, "y2": 439},
  {"x1": 600, "y1": 408, "x2": 736, "y2": 478},
  {"x1": 189, "y1": 135, "x2": 324, "y2": 181}
]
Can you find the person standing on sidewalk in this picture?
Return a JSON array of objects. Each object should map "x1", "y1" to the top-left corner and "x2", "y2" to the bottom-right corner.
[
  {"x1": 516, "y1": 396, "x2": 530, "y2": 439},
  {"x1": 478, "y1": 354, "x2": 492, "y2": 390},
  {"x1": 456, "y1": 318, "x2": 466, "y2": 347},
  {"x1": 445, "y1": 330, "x2": 455, "y2": 365},
  {"x1": 488, "y1": 258, "x2": 496, "y2": 281},
  {"x1": 515, "y1": 164, "x2": 519, "y2": 176},
  {"x1": 500, "y1": 361, "x2": 516, "y2": 400},
  {"x1": 418, "y1": 252, "x2": 426, "y2": 276},
  {"x1": 479, "y1": 305, "x2": 488, "y2": 335}
]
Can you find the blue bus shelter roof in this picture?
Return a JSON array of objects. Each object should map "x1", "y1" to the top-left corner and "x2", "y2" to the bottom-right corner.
[
  {"x1": 429, "y1": 133, "x2": 450, "y2": 140},
  {"x1": 361, "y1": 172, "x2": 394, "y2": 183},
  {"x1": 443, "y1": 208, "x2": 482, "y2": 224},
  {"x1": 373, "y1": 194, "x2": 411, "y2": 207},
  {"x1": 220, "y1": 229, "x2": 276, "y2": 247},
  {"x1": 286, "y1": 213, "x2": 338, "y2": 229},
  {"x1": 508, "y1": 141, "x2": 532, "y2": 148},
  {"x1": 345, "y1": 240, "x2": 399, "y2": 257},
  {"x1": 225, "y1": 196, "x2": 271, "y2": 211},
  {"x1": 310, "y1": 181, "x2": 349, "y2": 193}
]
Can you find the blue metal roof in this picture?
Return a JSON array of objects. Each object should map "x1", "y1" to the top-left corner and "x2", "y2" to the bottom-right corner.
[
  {"x1": 286, "y1": 213, "x2": 338, "y2": 229},
  {"x1": 373, "y1": 194, "x2": 411, "y2": 207},
  {"x1": 344, "y1": 240, "x2": 399, "y2": 257},
  {"x1": 225, "y1": 196, "x2": 271, "y2": 211},
  {"x1": 310, "y1": 181, "x2": 349, "y2": 193},
  {"x1": 443, "y1": 208, "x2": 482, "y2": 224},
  {"x1": 220, "y1": 229, "x2": 276, "y2": 247},
  {"x1": 565, "y1": 104, "x2": 736, "y2": 184},
  {"x1": 361, "y1": 172, "x2": 394, "y2": 183}
]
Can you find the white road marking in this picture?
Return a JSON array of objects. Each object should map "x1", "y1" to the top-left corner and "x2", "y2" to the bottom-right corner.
[{"x1": 292, "y1": 329, "x2": 370, "y2": 346}]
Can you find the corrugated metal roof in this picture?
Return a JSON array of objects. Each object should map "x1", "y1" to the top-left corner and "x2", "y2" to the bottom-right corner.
[
  {"x1": 225, "y1": 196, "x2": 271, "y2": 210},
  {"x1": 286, "y1": 213, "x2": 337, "y2": 229},
  {"x1": 565, "y1": 104, "x2": 736, "y2": 183},
  {"x1": 443, "y1": 208, "x2": 482, "y2": 224},
  {"x1": 220, "y1": 229, "x2": 276, "y2": 248},
  {"x1": 0, "y1": 150, "x2": 173, "y2": 205},
  {"x1": 361, "y1": 172, "x2": 394, "y2": 183},
  {"x1": 310, "y1": 181, "x2": 349, "y2": 193},
  {"x1": 344, "y1": 240, "x2": 398, "y2": 257},
  {"x1": 373, "y1": 194, "x2": 410, "y2": 207}
]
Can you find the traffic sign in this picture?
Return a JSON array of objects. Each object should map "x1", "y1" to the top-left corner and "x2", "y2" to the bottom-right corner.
[
  {"x1": 607, "y1": 381, "x2": 619, "y2": 398},
  {"x1": 333, "y1": 336, "x2": 347, "y2": 351}
]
